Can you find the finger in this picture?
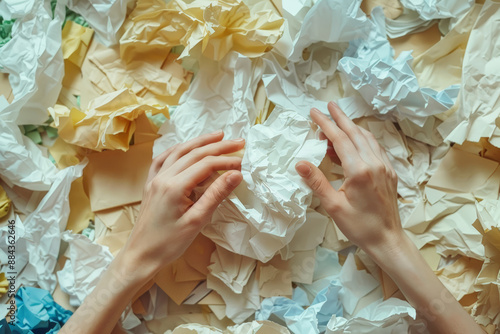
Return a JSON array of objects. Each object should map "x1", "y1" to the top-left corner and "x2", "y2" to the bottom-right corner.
[
  {"x1": 160, "y1": 130, "x2": 224, "y2": 172},
  {"x1": 176, "y1": 156, "x2": 242, "y2": 193},
  {"x1": 147, "y1": 145, "x2": 177, "y2": 183},
  {"x1": 310, "y1": 108, "x2": 360, "y2": 170},
  {"x1": 165, "y1": 139, "x2": 245, "y2": 177},
  {"x1": 327, "y1": 102, "x2": 379, "y2": 164},
  {"x1": 182, "y1": 171, "x2": 243, "y2": 228},
  {"x1": 295, "y1": 160, "x2": 343, "y2": 215}
]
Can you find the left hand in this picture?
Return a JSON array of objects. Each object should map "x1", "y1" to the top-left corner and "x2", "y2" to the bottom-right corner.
[{"x1": 123, "y1": 131, "x2": 245, "y2": 277}]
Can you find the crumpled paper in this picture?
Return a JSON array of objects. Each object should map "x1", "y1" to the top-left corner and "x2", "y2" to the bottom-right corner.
[
  {"x1": 85, "y1": 41, "x2": 192, "y2": 106},
  {"x1": 400, "y1": 0, "x2": 473, "y2": 21},
  {"x1": 471, "y1": 199, "x2": 500, "y2": 326},
  {"x1": 337, "y1": 3, "x2": 460, "y2": 126},
  {"x1": 8, "y1": 286, "x2": 73, "y2": 334},
  {"x1": 0, "y1": 17, "x2": 15, "y2": 47},
  {"x1": 120, "y1": 0, "x2": 284, "y2": 63},
  {"x1": 18, "y1": 162, "x2": 86, "y2": 292},
  {"x1": 61, "y1": 20, "x2": 94, "y2": 68},
  {"x1": 0, "y1": 184, "x2": 11, "y2": 218},
  {"x1": 66, "y1": 0, "x2": 134, "y2": 46},
  {"x1": 153, "y1": 51, "x2": 263, "y2": 157},
  {"x1": 202, "y1": 108, "x2": 326, "y2": 262},
  {"x1": 0, "y1": 0, "x2": 65, "y2": 125},
  {"x1": 256, "y1": 280, "x2": 343, "y2": 334},
  {"x1": 50, "y1": 88, "x2": 168, "y2": 151},
  {"x1": 168, "y1": 320, "x2": 291, "y2": 334},
  {"x1": 56, "y1": 231, "x2": 114, "y2": 307},
  {"x1": 439, "y1": 1, "x2": 500, "y2": 148},
  {"x1": 326, "y1": 298, "x2": 419, "y2": 333}
]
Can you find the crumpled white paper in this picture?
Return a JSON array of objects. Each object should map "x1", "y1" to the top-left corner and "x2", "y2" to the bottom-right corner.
[
  {"x1": 438, "y1": 1, "x2": 500, "y2": 147},
  {"x1": 18, "y1": 162, "x2": 87, "y2": 292},
  {"x1": 67, "y1": 0, "x2": 134, "y2": 46},
  {"x1": 202, "y1": 108, "x2": 327, "y2": 263},
  {"x1": 401, "y1": 0, "x2": 473, "y2": 21},
  {"x1": 326, "y1": 298, "x2": 420, "y2": 334},
  {"x1": 56, "y1": 231, "x2": 114, "y2": 307},
  {"x1": 0, "y1": 105, "x2": 59, "y2": 191},
  {"x1": 0, "y1": 0, "x2": 65, "y2": 125},
  {"x1": 153, "y1": 52, "x2": 263, "y2": 158},
  {"x1": 168, "y1": 320, "x2": 291, "y2": 334}
]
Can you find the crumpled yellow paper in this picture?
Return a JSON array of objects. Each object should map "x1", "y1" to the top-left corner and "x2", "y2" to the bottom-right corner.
[
  {"x1": 49, "y1": 88, "x2": 169, "y2": 151},
  {"x1": 62, "y1": 20, "x2": 94, "y2": 68},
  {"x1": 0, "y1": 185, "x2": 11, "y2": 218},
  {"x1": 120, "y1": 0, "x2": 284, "y2": 63}
]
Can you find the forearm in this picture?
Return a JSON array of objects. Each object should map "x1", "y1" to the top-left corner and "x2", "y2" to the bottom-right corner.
[
  {"x1": 60, "y1": 249, "x2": 155, "y2": 334},
  {"x1": 367, "y1": 233, "x2": 483, "y2": 334}
]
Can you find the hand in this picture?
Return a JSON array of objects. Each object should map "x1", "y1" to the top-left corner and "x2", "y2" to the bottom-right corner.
[
  {"x1": 295, "y1": 102, "x2": 402, "y2": 257},
  {"x1": 124, "y1": 131, "x2": 245, "y2": 277}
]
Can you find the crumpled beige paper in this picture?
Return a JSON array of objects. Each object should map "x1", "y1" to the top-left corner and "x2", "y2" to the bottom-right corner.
[
  {"x1": 120, "y1": 0, "x2": 284, "y2": 63},
  {"x1": 470, "y1": 199, "x2": 500, "y2": 326},
  {"x1": 49, "y1": 88, "x2": 168, "y2": 151},
  {"x1": 85, "y1": 41, "x2": 192, "y2": 106}
]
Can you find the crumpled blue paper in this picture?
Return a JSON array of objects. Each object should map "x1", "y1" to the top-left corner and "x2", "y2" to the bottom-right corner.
[
  {"x1": 337, "y1": 5, "x2": 460, "y2": 126},
  {"x1": 8, "y1": 286, "x2": 72, "y2": 334},
  {"x1": 256, "y1": 281, "x2": 343, "y2": 334}
]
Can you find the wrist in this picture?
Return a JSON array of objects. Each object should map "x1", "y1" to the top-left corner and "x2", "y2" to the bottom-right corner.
[
  {"x1": 364, "y1": 230, "x2": 415, "y2": 272},
  {"x1": 113, "y1": 244, "x2": 160, "y2": 287}
]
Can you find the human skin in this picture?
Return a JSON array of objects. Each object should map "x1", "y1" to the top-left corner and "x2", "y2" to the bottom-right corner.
[
  {"x1": 61, "y1": 104, "x2": 484, "y2": 334},
  {"x1": 295, "y1": 102, "x2": 484, "y2": 334},
  {"x1": 60, "y1": 131, "x2": 245, "y2": 333}
]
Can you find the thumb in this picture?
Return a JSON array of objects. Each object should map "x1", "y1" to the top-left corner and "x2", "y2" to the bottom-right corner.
[
  {"x1": 295, "y1": 161, "x2": 341, "y2": 213},
  {"x1": 184, "y1": 171, "x2": 243, "y2": 226}
]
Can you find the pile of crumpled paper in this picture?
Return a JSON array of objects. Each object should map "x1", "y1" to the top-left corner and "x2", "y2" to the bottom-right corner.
[{"x1": 0, "y1": 0, "x2": 499, "y2": 333}]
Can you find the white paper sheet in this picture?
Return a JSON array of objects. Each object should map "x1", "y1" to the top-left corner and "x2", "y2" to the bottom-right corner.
[
  {"x1": 401, "y1": 0, "x2": 473, "y2": 21},
  {"x1": 18, "y1": 162, "x2": 86, "y2": 292},
  {"x1": 56, "y1": 231, "x2": 114, "y2": 307},
  {"x1": 439, "y1": 1, "x2": 500, "y2": 147},
  {"x1": 67, "y1": 0, "x2": 134, "y2": 46},
  {"x1": 0, "y1": 0, "x2": 65, "y2": 125},
  {"x1": 326, "y1": 298, "x2": 420, "y2": 334}
]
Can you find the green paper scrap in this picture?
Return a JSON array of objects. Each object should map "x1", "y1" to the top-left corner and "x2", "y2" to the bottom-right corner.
[
  {"x1": 26, "y1": 130, "x2": 43, "y2": 145},
  {"x1": 0, "y1": 17, "x2": 15, "y2": 48},
  {"x1": 46, "y1": 126, "x2": 58, "y2": 138},
  {"x1": 50, "y1": 0, "x2": 89, "y2": 28}
]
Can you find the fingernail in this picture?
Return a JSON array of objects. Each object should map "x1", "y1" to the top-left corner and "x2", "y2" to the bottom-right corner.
[
  {"x1": 311, "y1": 108, "x2": 321, "y2": 115},
  {"x1": 232, "y1": 138, "x2": 245, "y2": 142},
  {"x1": 226, "y1": 172, "x2": 242, "y2": 186},
  {"x1": 295, "y1": 162, "x2": 311, "y2": 177},
  {"x1": 210, "y1": 129, "x2": 223, "y2": 135},
  {"x1": 328, "y1": 101, "x2": 338, "y2": 109}
]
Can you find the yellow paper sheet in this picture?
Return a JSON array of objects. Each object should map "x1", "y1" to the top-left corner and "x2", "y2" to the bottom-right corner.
[
  {"x1": 120, "y1": 0, "x2": 284, "y2": 62},
  {"x1": 61, "y1": 21, "x2": 94, "y2": 68},
  {"x1": 50, "y1": 88, "x2": 168, "y2": 152}
]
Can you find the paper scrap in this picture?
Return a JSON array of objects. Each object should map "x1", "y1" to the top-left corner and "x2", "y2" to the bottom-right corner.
[
  {"x1": 49, "y1": 88, "x2": 168, "y2": 152},
  {"x1": 120, "y1": 0, "x2": 284, "y2": 62}
]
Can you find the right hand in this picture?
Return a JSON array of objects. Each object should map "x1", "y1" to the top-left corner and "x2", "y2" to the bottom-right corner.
[{"x1": 295, "y1": 102, "x2": 403, "y2": 257}]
